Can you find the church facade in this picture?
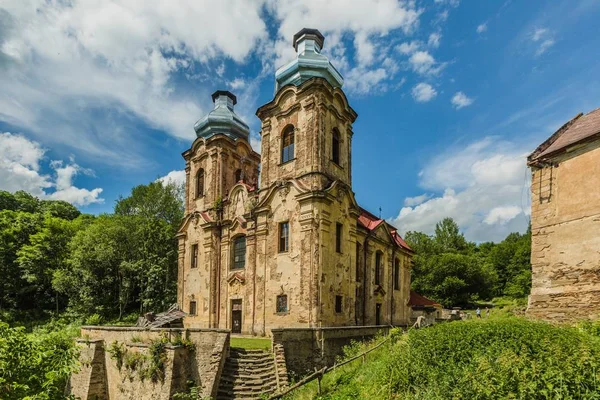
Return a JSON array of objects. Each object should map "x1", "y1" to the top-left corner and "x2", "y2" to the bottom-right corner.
[{"x1": 177, "y1": 29, "x2": 413, "y2": 336}]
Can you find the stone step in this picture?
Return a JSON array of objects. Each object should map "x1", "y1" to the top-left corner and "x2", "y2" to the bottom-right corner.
[
  {"x1": 220, "y1": 371, "x2": 278, "y2": 382},
  {"x1": 223, "y1": 365, "x2": 275, "y2": 376},
  {"x1": 217, "y1": 386, "x2": 276, "y2": 397},
  {"x1": 228, "y1": 354, "x2": 274, "y2": 362}
]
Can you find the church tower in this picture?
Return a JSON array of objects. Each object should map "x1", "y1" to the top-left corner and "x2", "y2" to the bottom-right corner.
[{"x1": 257, "y1": 28, "x2": 357, "y2": 192}]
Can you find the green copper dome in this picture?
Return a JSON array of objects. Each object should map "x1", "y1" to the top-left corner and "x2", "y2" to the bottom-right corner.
[
  {"x1": 275, "y1": 28, "x2": 344, "y2": 93},
  {"x1": 194, "y1": 91, "x2": 250, "y2": 140}
]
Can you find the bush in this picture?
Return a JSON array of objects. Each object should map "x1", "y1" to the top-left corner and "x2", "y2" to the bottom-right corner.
[
  {"x1": 0, "y1": 322, "x2": 79, "y2": 400},
  {"x1": 291, "y1": 318, "x2": 600, "y2": 400}
]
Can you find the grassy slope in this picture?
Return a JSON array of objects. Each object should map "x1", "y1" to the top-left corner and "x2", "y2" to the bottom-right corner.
[{"x1": 286, "y1": 317, "x2": 600, "y2": 400}]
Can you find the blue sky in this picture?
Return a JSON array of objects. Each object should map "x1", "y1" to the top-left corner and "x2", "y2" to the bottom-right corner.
[{"x1": 1, "y1": 0, "x2": 599, "y2": 242}]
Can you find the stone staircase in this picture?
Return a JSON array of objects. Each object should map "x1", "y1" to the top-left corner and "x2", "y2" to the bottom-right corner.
[{"x1": 216, "y1": 348, "x2": 287, "y2": 400}]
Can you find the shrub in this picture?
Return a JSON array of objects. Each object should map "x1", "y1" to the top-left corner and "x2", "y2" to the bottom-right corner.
[
  {"x1": 0, "y1": 322, "x2": 78, "y2": 400},
  {"x1": 290, "y1": 318, "x2": 600, "y2": 400}
]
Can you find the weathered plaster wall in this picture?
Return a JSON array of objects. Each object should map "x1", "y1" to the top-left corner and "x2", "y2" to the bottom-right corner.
[
  {"x1": 528, "y1": 143, "x2": 600, "y2": 321},
  {"x1": 70, "y1": 327, "x2": 229, "y2": 400},
  {"x1": 271, "y1": 326, "x2": 390, "y2": 378}
]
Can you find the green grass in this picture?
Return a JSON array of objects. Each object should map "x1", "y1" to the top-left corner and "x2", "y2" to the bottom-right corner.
[
  {"x1": 285, "y1": 317, "x2": 600, "y2": 400},
  {"x1": 230, "y1": 337, "x2": 272, "y2": 350}
]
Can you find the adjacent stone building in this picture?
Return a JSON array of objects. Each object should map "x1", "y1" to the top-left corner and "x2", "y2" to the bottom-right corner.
[
  {"x1": 177, "y1": 29, "x2": 413, "y2": 335},
  {"x1": 527, "y1": 107, "x2": 600, "y2": 321}
]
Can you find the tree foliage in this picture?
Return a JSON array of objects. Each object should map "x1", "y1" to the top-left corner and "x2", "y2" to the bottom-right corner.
[
  {"x1": 0, "y1": 181, "x2": 182, "y2": 320},
  {"x1": 405, "y1": 218, "x2": 531, "y2": 307}
]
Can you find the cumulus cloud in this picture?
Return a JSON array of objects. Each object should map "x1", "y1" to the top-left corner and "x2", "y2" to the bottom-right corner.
[
  {"x1": 391, "y1": 137, "x2": 530, "y2": 242},
  {"x1": 477, "y1": 23, "x2": 488, "y2": 33},
  {"x1": 397, "y1": 41, "x2": 421, "y2": 55},
  {"x1": 428, "y1": 33, "x2": 442, "y2": 48},
  {"x1": 157, "y1": 170, "x2": 186, "y2": 187},
  {"x1": 409, "y1": 51, "x2": 444, "y2": 75},
  {"x1": 451, "y1": 91, "x2": 474, "y2": 109},
  {"x1": 0, "y1": 132, "x2": 103, "y2": 206},
  {"x1": 530, "y1": 27, "x2": 555, "y2": 56},
  {"x1": 404, "y1": 193, "x2": 431, "y2": 207},
  {"x1": 0, "y1": 0, "x2": 268, "y2": 165},
  {"x1": 412, "y1": 83, "x2": 437, "y2": 102}
]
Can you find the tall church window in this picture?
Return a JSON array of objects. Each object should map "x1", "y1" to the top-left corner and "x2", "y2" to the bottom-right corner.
[
  {"x1": 335, "y1": 223, "x2": 343, "y2": 253},
  {"x1": 375, "y1": 251, "x2": 383, "y2": 285},
  {"x1": 189, "y1": 301, "x2": 197, "y2": 316},
  {"x1": 232, "y1": 236, "x2": 246, "y2": 270},
  {"x1": 335, "y1": 295, "x2": 343, "y2": 313},
  {"x1": 279, "y1": 222, "x2": 289, "y2": 252},
  {"x1": 394, "y1": 258, "x2": 400, "y2": 290},
  {"x1": 191, "y1": 244, "x2": 198, "y2": 269},
  {"x1": 356, "y1": 243, "x2": 361, "y2": 282},
  {"x1": 196, "y1": 168, "x2": 204, "y2": 198},
  {"x1": 276, "y1": 295, "x2": 288, "y2": 313},
  {"x1": 235, "y1": 169, "x2": 242, "y2": 183},
  {"x1": 281, "y1": 125, "x2": 295, "y2": 163},
  {"x1": 332, "y1": 128, "x2": 340, "y2": 165}
]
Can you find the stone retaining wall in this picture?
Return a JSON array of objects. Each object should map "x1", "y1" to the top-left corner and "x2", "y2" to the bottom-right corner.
[
  {"x1": 271, "y1": 325, "x2": 390, "y2": 379},
  {"x1": 70, "y1": 326, "x2": 229, "y2": 399}
]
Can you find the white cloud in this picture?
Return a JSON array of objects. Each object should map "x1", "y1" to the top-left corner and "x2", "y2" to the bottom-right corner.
[
  {"x1": 412, "y1": 83, "x2": 437, "y2": 102},
  {"x1": 0, "y1": 132, "x2": 103, "y2": 206},
  {"x1": 484, "y1": 206, "x2": 522, "y2": 225},
  {"x1": 391, "y1": 137, "x2": 530, "y2": 242},
  {"x1": 530, "y1": 27, "x2": 555, "y2": 56},
  {"x1": 451, "y1": 91, "x2": 474, "y2": 109},
  {"x1": 397, "y1": 41, "x2": 421, "y2": 55},
  {"x1": 404, "y1": 193, "x2": 431, "y2": 207},
  {"x1": 409, "y1": 51, "x2": 444, "y2": 75},
  {"x1": 228, "y1": 78, "x2": 247, "y2": 90},
  {"x1": 157, "y1": 170, "x2": 186, "y2": 187},
  {"x1": 477, "y1": 23, "x2": 487, "y2": 33},
  {"x1": 0, "y1": 0, "x2": 268, "y2": 164},
  {"x1": 428, "y1": 33, "x2": 442, "y2": 48}
]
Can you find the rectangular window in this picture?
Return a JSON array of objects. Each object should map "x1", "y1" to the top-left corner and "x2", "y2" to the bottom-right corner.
[
  {"x1": 189, "y1": 301, "x2": 197, "y2": 316},
  {"x1": 276, "y1": 295, "x2": 288, "y2": 313},
  {"x1": 191, "y1": 244, "x2": 198, "y2": 268},
  {"x1": 335, "y1": 295, "x2": 343, "y2": 313},
  {"x1": 232, "y1": 236, "x2": 246, "y2": 270},
  {"x1": 335, "y1": 223, "x2": 343, "y2": 253},
  {"x1": 375, "y1": 252, "x2": 382, "y2": 285},
  {"x1": 394, "y1": 259, "x2": 400, "y2": 290},
  {"x1": 279, "y1": 222, "x2": 289, "y2": 252}
]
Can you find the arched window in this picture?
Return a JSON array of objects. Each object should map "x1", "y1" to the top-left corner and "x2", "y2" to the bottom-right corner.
[
  {"x1": 332, "y1": 128, "x2": 340, "y2": 165},
  {"x1": 195, "y1": 168, "x2": 204, "y2": 198},
  {"x1": 375, "y1": 251, "x2": 383, "y2": 285},
  {"x1": 232, "y1": 236, "x2": 246, "y2": 270},
  {"x1": 281, "y1": 125, "x2": 295, "y2": 163},
  {"x1": 235, "y1": 169, "x2": 242, "y2": 183}
]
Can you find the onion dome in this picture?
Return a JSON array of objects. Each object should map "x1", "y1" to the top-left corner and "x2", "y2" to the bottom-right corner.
[
  {"x1": 275, "y1": 28, "x2": 344, "y2": 93},
  {"x1": 193, "y1": 90, "x2": 250, "y2": 140}
]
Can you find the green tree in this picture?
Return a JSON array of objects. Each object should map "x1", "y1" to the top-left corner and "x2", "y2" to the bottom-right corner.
[
  {"x1": 114, "y1": 181, "x2": 184, "y2": 232},
  {"x1": 434, "y1": 217, "x2": 467, "y2": 253},
  {"x1": 0, "y1": 210, "x2": 43, "y2": 310}
]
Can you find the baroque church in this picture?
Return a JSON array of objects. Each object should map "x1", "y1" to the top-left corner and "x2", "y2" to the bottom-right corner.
[{"x1": 177, "y1": 29, "x2": 414, "y2": 336}]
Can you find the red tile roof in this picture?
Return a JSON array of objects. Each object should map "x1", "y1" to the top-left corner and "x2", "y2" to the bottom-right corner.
[
  {"x1": 357, "y1": 207, "x2": 413, "y2": 252},
  {"x1": 529, "y1": 107, "x2": 600, "y2": 162},
  {"x1": 408, "y1": 291, "x2": 441, "y2": 307}
]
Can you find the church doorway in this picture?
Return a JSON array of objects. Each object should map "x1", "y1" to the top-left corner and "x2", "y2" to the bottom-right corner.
[{"x1": 231, "y1": 299, "x2": 242, "y2": 333}]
